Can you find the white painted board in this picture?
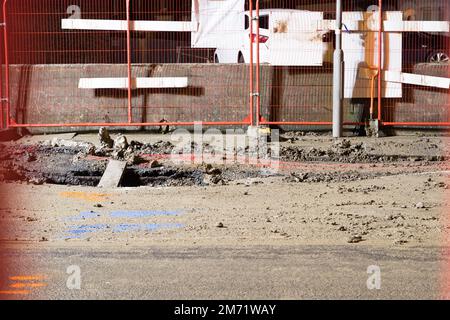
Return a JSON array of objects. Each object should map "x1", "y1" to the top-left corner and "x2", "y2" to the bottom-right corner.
[
  {"x1": 359, "y1": 68, "x2": 450, "y2": 89},
  {"x1": 62, "y1": 19, "x2": 198, "y2": 32},
  {"x1": 320, "y1": 19, "x2": 449, "y2": 32},
  {"x1": 79, "y1": 77, "x2": 189, "y2": 89}
]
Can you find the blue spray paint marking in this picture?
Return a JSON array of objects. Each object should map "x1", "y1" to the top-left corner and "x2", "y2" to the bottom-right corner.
[
  {"x1": 62, "y1": 223, "x2": 184, "y2": 239},
  {"x1": 61, "y1": 210, "x2": 185, "y2": 239},
  {"x1": 112, "y1": 223, "x2": 184, "y2": 233},
  {"x1": 64, "y1": 210, "x2": 183, "y2": 222},
  {"x1": 64, "y1": 211, "x2": 99, "y2": 221},
  {"x1": 63, "y1": 224, "x2": 108, "y2": 239},
  {"x1": 109, "y1": 210, "x2": 182, "y2": 218},
  {"x1": 112, "y1": 224, "x2": 142, "y2": 232}
]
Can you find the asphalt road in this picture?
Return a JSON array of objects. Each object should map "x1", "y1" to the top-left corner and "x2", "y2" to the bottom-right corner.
[
  {"x1": 0, "y1": 244, "x2": 444, "y2": 299},
  {"x1": 1, "y1": 134, "x2": 449, "y2": 300}
]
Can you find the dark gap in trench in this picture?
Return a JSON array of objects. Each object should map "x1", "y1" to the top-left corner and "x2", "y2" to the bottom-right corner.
[
  {"x1": 120, "y1": 167, "x2": 205, "y2": 187},
  {"x1": 120, "y1": 169, "x2": 142, "y2": 187}
]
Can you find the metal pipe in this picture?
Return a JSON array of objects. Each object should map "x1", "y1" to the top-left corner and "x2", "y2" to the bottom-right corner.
[
  {"x1": 332, "y1": 0, "x2": 344, "y2": 138},
  {"x1": 7, "y1": 120, "x2": 374, "y2": 128},
  {"x1": 126, "y1": 0, "x2": 132, "y2": 123},
  {"x1": 368, "y1": 67, "x2": 379, "y2": 120},
  {"x1": 259, "y1": 121, "x2": 366, "y2": 126},
  {"x1": 8, "y1": 121, "x2": 253, "y2": 128},
  {"x1": 377, "y1": 0, "x2": 383, "y2": 121},
  {"x1": 255, "y1": 0, "x2": 261, "y2": 126},
  {"x1": 382, "y1": 122, "x2": 450, "y2": 127}
]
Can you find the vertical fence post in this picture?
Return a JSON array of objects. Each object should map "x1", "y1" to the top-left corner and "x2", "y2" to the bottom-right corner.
[
  {"x1": 255, "y1": 0, "x2": 260, "y2": 126},
  {"x1": 249, "y1": 0, "x2": 254, "y2": 127},
  {"x1": 0, "y1": 0, "x2": 4, "y2": 130},
  {"x1": 0, "y1": 31, "x2": 3, "y2": 130},
  {"x1": 377, "y1": 0, "x2": 383, "y2": 122},
  {"x1": 0, "y1": 0, "x2": 3, "y2": 129},
  {"x1": 126, "y1": 0, "x2": 132, "y2": 123},
  {"x1": 332, "y1": 0, "x2": 344, "y2": 138},
  {"x1": 2, "y1": 0, "x2": 8, "y2": 128}
]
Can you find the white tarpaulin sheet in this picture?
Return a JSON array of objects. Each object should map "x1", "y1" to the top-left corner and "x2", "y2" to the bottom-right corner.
[
  {"x1": 191, "y1": 0, "x2": 245, "y2": 48},
  {"x1": 267, "y1": 10, "x2": 324, "y2": 66},
  {"x1": 190, "y1": 5, "x2": 447, "y2": 97}
]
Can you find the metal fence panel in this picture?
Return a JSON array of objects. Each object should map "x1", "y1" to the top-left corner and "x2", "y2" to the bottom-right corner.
[
  {"x1": 1, "y1": 0, "x2": 449, "y2": 130},
  {"x1": 381, "y1": 0, "x2": 450, "y2": 126},
  {"x1": 1, "y1": 0, "x2": 252, "y2": 128}
]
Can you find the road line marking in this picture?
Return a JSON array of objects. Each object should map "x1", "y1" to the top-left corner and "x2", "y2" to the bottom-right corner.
[
  {"x1": 9, "y1": 282, "x2": 47, "y2": 289},
  {"x1": 0, "y1": 290, "x2": 30, "y2": 295},
  {"x1": 59, "y1": 191, "x2": 110, "y2": 202},
  {"x1": 9, "y1": 275, "x2": 46, "y2": 281}
]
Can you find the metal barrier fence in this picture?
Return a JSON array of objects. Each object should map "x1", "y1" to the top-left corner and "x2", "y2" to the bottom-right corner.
[
  {"x1": 255, "y1": 0, "x2": 369, "y2": 127},
  {"x1": 381, "y1": 0, "x2": 450, "y2": 127},
  {"x1": 0, "y1": 5, "x2": 4, "y2": 130},
  {"x1": 0, "y1": 0, "x2": 449, "y2": 130},
  {"x1": 0, "y1": 0, "x2": 252, "y2": 128}
]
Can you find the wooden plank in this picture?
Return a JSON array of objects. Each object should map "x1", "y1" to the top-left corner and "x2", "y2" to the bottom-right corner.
[
  {"x1": 359, "y1": 68, "x2": 450, "y2": 89},
  {"x1": 78, "y1": 77, "x2": 189, "y2": 89},
  {"x1": 62, "y1": 19, "x2": 198, "y2": 32},
  {"x1": 64, "y1": 17, "x2": 447, "y2": 34},
  {"x1": 383, "y1": 70, "x2": 450, "y2": 89},
  {"x1": 386, "y1": 21, "x2": 449, "y2": 32},
  {"x1": 98, "y1": 160, "x2": 127, "y2": 188}
]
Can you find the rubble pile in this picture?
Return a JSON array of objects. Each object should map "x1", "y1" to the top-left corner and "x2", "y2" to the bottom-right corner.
[
  {"x1": 0, "y1": 130, "x2": 446, "y2": 187},
  {"x1": 0, "y1": 128, "x2": 261, "y2": 187}
]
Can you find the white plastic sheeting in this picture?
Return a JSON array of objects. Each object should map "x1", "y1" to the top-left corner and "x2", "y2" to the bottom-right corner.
[
  {"x1": 267, "y1": 10, "x2": 324, "y2": 66},
  {"x1": 190, "y1": 3, "x2": 449, "y2": 97},
  {"x1": 191, "y1": 0, "x2": 245, "y2": 48}
]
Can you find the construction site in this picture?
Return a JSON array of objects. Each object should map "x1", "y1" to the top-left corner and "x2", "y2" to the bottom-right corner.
[{"x1": 0, "y1": 0, "x2": 450, "y2": 302}]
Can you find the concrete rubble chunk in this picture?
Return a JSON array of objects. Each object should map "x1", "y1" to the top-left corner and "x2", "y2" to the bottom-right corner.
[
  {"x1": 98, "y1": 127, "x2": 113, "y2": 148},
  {"x1": 415, "y1": 202, "x2": 425, "y2": 209},
  {"x1": 347, "y1": 235, "x2": 364, "y2": 244},
  {"x1": 205, "y1": 164, "x2": 221, "y2": 175},
  {"x1": 114, "y1": 134, "x2": 129, "y2": 152}
]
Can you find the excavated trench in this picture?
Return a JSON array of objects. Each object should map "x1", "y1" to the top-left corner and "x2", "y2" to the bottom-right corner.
[
  {"x1": 0, "y1": 136, "x2": 447, "y2": 187},
  {"x1": 120, "y1": 167, "x2": 205, "y2": 187},
  {"x1": 0, "y1": 144, "x2": 267, "y2": 187}
]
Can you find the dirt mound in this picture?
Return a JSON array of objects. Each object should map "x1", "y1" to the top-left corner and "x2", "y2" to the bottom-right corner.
[{"x1": 280, "y1": 139, "x2": 444, "y2": 163}]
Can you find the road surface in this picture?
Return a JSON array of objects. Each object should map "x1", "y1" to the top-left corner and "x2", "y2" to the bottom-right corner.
[{"x1": 0, "y1": 243, "x2": 445, "y2": 299}]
